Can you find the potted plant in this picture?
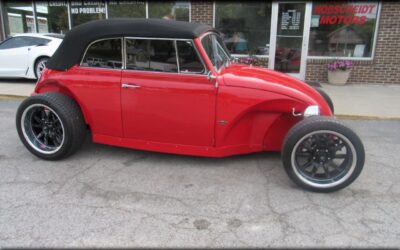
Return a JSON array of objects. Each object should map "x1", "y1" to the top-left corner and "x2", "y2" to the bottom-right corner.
[{"x1": 327, "y1": 60, "x2": 353, "y2": 85}]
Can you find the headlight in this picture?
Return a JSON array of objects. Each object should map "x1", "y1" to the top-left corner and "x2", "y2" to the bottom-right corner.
[{"x1": 304, "y1": 105, "x2": 320, "y2": 117}]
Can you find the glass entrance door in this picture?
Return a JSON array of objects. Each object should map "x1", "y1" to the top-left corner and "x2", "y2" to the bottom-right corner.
[{"x1": 269, "y1": 2, "x2": 311, "y2": 80}]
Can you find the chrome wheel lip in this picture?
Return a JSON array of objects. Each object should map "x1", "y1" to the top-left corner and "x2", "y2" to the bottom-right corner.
[
  {"x1": 21, "y1": 104, "x2": 65, "y2": 155},
  {"x1": 290, "y1": 130, "x2": 357, "y2": 189}
]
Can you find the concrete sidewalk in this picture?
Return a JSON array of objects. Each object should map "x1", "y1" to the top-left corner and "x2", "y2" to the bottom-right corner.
[
  {"x1": 0, "y1": 80, "x2": 399, "y2": 119},
  {"x1": 321, "y1": 83, "x2": 400, "y2": 119},
  {"x1": 0, "y1": 80, "x2": 34, "y2": 97}
]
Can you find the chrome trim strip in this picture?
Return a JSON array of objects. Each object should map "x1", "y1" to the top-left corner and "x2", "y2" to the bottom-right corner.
[
  {"x1": 174, "y1": 40, "x2": 180, "y2": 73},
  {"x1": 122, "y1": 68, "x2": 208, "y2": 77},
  {"x1": 125, "y1": 36, "x2": 195, "y2": 41},
  {"x1": 122, "y1": 37, "x2": 126, "y2": 70}
]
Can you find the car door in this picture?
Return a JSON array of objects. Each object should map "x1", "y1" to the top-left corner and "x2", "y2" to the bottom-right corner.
[
  {"x1": 121, "y1": 38, "x2": 217, "y2": 146},
  {"x1": 0, "y1": 36, "x2": 31, "y2": 77},
  {"x1": 72, "y1": 38, "x2": 124, "y2": 137}
]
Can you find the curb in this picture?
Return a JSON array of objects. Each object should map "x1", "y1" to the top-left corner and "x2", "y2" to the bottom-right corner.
[
  {"x1": 0, "y1": 94, "x2": 27, "y2": 100},
  {"x1": 335, "y1": 114, "x2": 400, "y2": 121}
]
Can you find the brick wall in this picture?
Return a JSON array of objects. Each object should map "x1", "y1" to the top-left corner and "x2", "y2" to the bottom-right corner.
[
  {"x1": 191, "y1": 0, "x2": 213, "y2": 26},
  {"x1": 306, "y1": 1, "x2": 400, "y2": 84}
]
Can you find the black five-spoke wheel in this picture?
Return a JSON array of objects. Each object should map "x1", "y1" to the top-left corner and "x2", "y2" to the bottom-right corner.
[
  {"x1": 16, "y1": 92, "x2": 87, "y2": 160},
  {"x1": 282, "y1": 116, "x2": 365, "y2": 192},
  {"x1": 21, "y1": 104, "x2": 64, "y2": 154}
]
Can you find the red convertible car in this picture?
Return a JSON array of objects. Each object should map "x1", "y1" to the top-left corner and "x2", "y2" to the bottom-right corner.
[{"x1": 16, "y1": 19, "x2": 364, "y2": 192}]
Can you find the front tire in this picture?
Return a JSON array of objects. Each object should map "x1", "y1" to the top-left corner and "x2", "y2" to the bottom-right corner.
[
  {"x1": 282, "y1": 116, "x2": 365, "y2": 192},
  {"x1": 16, "y1": 92, "x2": 86, "y2": 160}
]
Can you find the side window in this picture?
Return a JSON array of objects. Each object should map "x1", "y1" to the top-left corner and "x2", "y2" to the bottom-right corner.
[
  {"x1": 149, "y1": 40, "x2": 178, "y2": 73},
  {"x1": 0, "y1": 37, "x2": 31, "y2": 49},
  {"x1": 201, "y1": 35, "x2": 214, "y2": 64},
  {"x1": 176, "y1": 41, "x2": 205, "y2": 74},
  {"x1": 126, "y1": 39, "x2": 178, "y2": 73},
  {"x1": 126, "y1": 39, "x2": 149, "y2": 71},
  {"x1": 201, "y1": 34, "x2": 230, "y2": 71},
  {"x1": 81, "y1": 38, "x2": 122, "y2": 69},
  {"x1": 28, "y1": 37, "x2": 51, "y2": 46}
]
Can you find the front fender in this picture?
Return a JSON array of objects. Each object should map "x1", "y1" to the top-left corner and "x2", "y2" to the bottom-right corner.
[{"x1": 215, "y1": 85, "x2": 306, "y2": 148}]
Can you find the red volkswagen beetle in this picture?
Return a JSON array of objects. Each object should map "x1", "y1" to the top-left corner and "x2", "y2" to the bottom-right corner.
[{"x1": 16, "y1": 19, "x2": 364, "y2": 192}]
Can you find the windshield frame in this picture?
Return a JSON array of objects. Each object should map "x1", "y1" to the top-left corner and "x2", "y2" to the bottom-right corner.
[{"x1": 200, "y1": 32, "x2": 232, "y2": 72}]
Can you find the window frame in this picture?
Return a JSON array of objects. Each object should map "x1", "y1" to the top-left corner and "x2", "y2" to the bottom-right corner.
[
  {"x1": 80, "y1": 37, "x2": 124, "y2": 70},
  {"x1": 175, "y1": 39, "x2": 207, "y2": 74},
  {"x1": 200, "y1": 32, "x2": 231, "y2": 73},
  {"x1": 123, "y1": 36, "x2": 207, "y2": 75},
  {"x1": 307, "y1": 1, "x2": 382, "y2": 61}
]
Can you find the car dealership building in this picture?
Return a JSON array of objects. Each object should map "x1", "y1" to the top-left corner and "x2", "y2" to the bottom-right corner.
[{"x1": 0, "y1": 1, "x2": 399, "y2": 84}]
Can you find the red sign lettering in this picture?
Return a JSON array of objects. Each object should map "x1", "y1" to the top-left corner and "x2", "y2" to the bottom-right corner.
[{"x1": 314, "y1": 4, "x2": 375, "y2": 25}]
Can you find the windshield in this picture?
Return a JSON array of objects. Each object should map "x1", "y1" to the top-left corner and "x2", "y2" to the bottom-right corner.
[{"x1": 201, "y1": 33, "x2": 231, "y2": 71}]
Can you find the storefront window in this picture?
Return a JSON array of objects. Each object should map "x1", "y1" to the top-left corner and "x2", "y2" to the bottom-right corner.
[
  {"x1": 148, "y1": 1, "x2": 190, "y2": 21},
  {"x1": 35, "y1": 1, "x2": 69, "y2": 34},
  {"x1": 2, "y1": 1, "x2": 34, "y2": 36},
  {"x1": 215, "y1": 2, "x2": 272, "y2": 55},
  {"x1": 309, "y1": 2, "x2": 379, "y2": 58},
  {"x1": 70, "y1": 0, "x2": 106, "y2": 27},
  {"x1": 108, "y1": 0, "x2": 146, "y2": 18}
]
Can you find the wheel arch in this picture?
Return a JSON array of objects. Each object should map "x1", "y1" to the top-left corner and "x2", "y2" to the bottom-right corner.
[
  {"x1": 33, "y1": 55, "x2": 50, "y2": 68},
  {"x1": 34, "y1": 80, "x2": 92, "y2": 128},
  {"x1": 217, "y1": 96, "x2": 305, "y2": 150},
  {"x1": 29, "y1": 55, "x2": 51, "y2": 79}
]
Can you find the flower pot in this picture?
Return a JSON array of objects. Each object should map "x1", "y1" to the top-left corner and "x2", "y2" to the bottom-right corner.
[{"x1": 328, "y1": 69, "x2": 351, "y2": 85}]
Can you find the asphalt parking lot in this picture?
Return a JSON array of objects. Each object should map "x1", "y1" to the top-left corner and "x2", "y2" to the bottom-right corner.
[{"x1": 0, "y1": 99, "x2": 399, "y2": 248}]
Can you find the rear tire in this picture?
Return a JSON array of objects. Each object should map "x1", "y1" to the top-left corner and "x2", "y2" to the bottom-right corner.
[
  {"x1": 282, "y1": 116, "x2": 364, "y2": 192},
  {"x1": 16, "y1": 92, "x2": 86, "y2": 160}
]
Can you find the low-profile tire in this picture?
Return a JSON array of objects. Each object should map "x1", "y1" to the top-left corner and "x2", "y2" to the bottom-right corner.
[
  {"x1": 314, "y1": 87, "x2": 334, "y2": 114},
  {"x1": 282, "y1": 116, "x2": 365, "y2": 192},
  {"x1": 34, "y1": 57, "x2": 49, "y2": 79},
  {"x1": 16, "y1": 92, "x2": 86, "y2": 160}
]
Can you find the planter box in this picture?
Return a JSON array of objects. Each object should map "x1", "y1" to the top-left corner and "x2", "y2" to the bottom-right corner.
[{"x1": 328, "y1": 69, "x2": 351, "y2": 85}]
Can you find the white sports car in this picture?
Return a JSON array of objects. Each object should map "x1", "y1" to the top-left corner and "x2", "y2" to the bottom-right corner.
[{"x1": 0, "y1": 33, "x2": 63, "y2": 79}]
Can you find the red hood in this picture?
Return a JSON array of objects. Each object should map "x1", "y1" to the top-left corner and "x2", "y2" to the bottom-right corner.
[{"x1": 219, "y1": 63, "x2": 331, "y2": 115}]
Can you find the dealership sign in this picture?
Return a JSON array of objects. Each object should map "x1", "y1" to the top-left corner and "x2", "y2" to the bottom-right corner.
[{"x1": 313, "y1": 4, "x2": 377, "y2": 25}]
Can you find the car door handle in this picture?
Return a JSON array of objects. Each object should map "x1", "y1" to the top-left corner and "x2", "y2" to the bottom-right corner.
[{"x1": 122, "y1": 83, "x2": 141, "y2": 89}]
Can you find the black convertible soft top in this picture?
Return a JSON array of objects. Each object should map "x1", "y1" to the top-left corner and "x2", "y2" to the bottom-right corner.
[{"x1": 46, "y1": 18, "x2": 216, "y2": 71}]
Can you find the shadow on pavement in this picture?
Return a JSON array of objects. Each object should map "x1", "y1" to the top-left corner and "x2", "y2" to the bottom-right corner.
[{"x1": 0, "y1": 78, "x2": 36, "y2": 84}]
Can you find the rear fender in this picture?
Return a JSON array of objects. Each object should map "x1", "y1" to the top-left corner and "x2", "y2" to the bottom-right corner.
[{"x1": 34, "y1": 78, "x2": 91, "y2": 126}]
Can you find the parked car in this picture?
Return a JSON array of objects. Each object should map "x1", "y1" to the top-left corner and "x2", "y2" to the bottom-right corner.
[
  {"x1": 15, "y1": 19, "x2": 365, "y2": 192},
  {"x1": 0, "y1": 33, "x2": 63, "y2": 79}
]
